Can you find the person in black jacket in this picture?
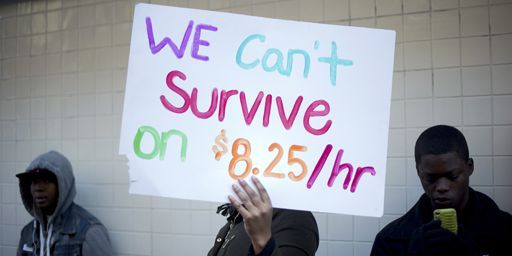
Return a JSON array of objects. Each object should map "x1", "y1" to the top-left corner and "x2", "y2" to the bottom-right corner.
[
  {"x1": 208, "y1": 176, "x2": 319, "y2": 256},
  {"x1": 371, "y1": 125, "x2": 512, "y2": 256}
]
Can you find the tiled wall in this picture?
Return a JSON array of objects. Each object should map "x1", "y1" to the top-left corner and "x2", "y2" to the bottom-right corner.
[{"x1": 0, "y1": 0, "x2": 511, "y2": 255}]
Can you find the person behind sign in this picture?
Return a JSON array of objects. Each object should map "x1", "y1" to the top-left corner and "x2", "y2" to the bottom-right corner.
[
  {"x1": 208, "y1": 176, "x2": 319, "y2": 256},
  {"x1": 16, "y1": 150, "x2": 112, "y2": 256},
  {"x1": 370, "y1": 125, "x2": 512, "y2": 255}
]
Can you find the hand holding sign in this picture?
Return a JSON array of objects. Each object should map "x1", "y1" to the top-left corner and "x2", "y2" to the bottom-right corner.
[{"x1": 229, "y1": 176, "x2": 272, "y2": 254}]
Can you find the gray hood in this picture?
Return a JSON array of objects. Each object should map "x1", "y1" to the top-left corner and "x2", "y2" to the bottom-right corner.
[{"x1": 17, "y1": 150, "x2": 76, "y2": 224}]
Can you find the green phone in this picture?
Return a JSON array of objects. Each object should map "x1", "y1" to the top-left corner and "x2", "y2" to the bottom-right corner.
[{"x1": 433, "y1": 208, "x2": 457, "y2": 234}]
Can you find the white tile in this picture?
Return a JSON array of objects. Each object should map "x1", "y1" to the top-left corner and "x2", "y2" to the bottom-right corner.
[
  {"x1": 78, "y1": 72, "x2": 95, "y2": 94},
  {"x1": 460, "y1": 0, "x2": 489, "y2": 7},
  {"x1": 46, "y1": 75, "x2": 62, "y2": 96},
  {"x1": 461, "y1": 36, "x2": 490, "y2": 66},
  {"x1": 490, "y1": 4, "x2": 512, "y2": 34},
  {"x1": 46, "y1": 118, "x2": 62, "y2": 139},
  {"x1": 30, "y1": 55, "x2": 46, "y2": 76},
  {"x1": 299, "y1": 0, "x2": 322, "y2": 22},
  {"x1": 114, "y1": 0, "x2": 132, "y2": 23},
  {"x1": 491, "y1": 34, "x2": 512, "y2": 64},
  {"x1": 350, "y1": 0, "x2": 374, "y2": 18},
  {"x1": 462, "y1": 66, "x2": 491, "y2": 95},
  {"x1": 469, "y1": 157, "x2": 493, "y2": 185},
  {"x1": 403, "y1": 41, "x2": 431, "y2": 70},
  {"x1": 46, "y1": 31, "x2": 62, "y2": 54},
  {"x1": 113, "y1": 22, "x2": 131, "y2": 46},
  {"x1": 388, "y1": 129, "x2": 406, "y2": 157},
  {"x1": 15, "y1": 99, "x2": 30, "y2": 119},
  {"x1": 95, "y1": 25, "x2": 112, "y2": 48},
  {"x1": 431, "y1": 10, "x2": 460, "y2": 39},
  {"x1": 95, "y1": 2, "x2": 114, "y2": 25},
  {"x1": 463, "y1": 126, "x2": 493, "y2": 155},
  {"x1": 492, "y1": 64, "x2": 512, "y2": 94},
  {"x1": 493, "y1": 126, "x2": 512, "y2": 155},
  {"x1": 394, "y1": 43, "x2": 404, "y2": 71},
  {"x1": 62, "y1": 29, "x2": 78, "y2": 51},
  {"x1": 392, "y1": 72, "x2": 405, "y2": 99},
  {"x1": 327, "y1": 213, "x2": 353, "y2": 240},
  {"x1": 78, "y1": 27, "x2": 95, "y2": 50},
  {"x1": 494, "y1": 157, "x2": 512, "y2": 185},
  {"x1": 432, "y1": 39, "x2": 460, "y2": 68},
  {"x1": 95, "y1": 94, "x2": 113, "y2": 115},
  {"x1": 78, "y1": 94, "x2": 95, "y2": 116},
  {"x1": 46, "y1": 53, "x2": 61, "y2": 75},
  {"x1": 405, "y1": 99, "x2": 433, "y2": 127},
  {"x1": 406, "y1": 128, "x2": 423, "y2": 158},
  {"x1": 62, "y1": 8, "x2": 79, "y2": 30},
  {"x1": 110, "y1": 231, "x2": 151, "y2": 255},
  {"x1": 78, "y1": 117, "x2": 95, "y2": 139},
  {"x1": 463, "y1": 96, "x2": 492, "y2": 125},
  {"x1": 30, "y1": 98, "x2": 46, "y2": 119},
  {"x1": 327, "y1": 241, "x2": 353, "y2": 256},
  {"x1": 433, "y1": 98, "x2": 462, "y2": 126},
  {"x1": 351, "y1": 18, "x2": 375, "y2": 28},
  {"x1": 354, "y1": 242, "x2": 373, "y2": 256},
  {"x1": 376, "y1": 15, "x2": 403, "y2": 43},
  {"x1": 431, "y1": 0, "x2": 459, "y2": 10},
  {"x1": 376, "y1": 0, "x2": 402, "y2": 16},
  {"x1": 47, "y1": 10, "x2": 61, "y2": 32},
  {"x1": 354, "y1": 216, "x2": 379, "y2": 241},
  {"x1": 461, "y1": 6, "x2": 489, "y2": 36},
  {"x1": 493, "y1": 95, "x2": 512, "y2": 125},
  {"x1": 494, "y1": 187, "x2": 512, "y2": 214},
  {"x1": 78, "y1": 49, "x2": 95, "y2": 72},
  {"x1": 62, "y1": 139, "x2": 78, "y2": 161},
  {"x1": 62, "y1": 73, "x2": 78, "y2": 95},
  {"x1": 384, "y1": 187, "x2": 406, "y2": 214},
  {"x1": 16, "y1": 37, "x2": 30, "y2": 57},
  {"x1": 31, "y1": 13, "x2": 46, "y2": 34},
  {"x1": 95, "y1": 47, "x2": 113, "y2": 70},
  {"x1": 404, "y1": 13, "x2": 430, "y2": 41},
  {"x1": 405, "y1": 70, "x2": 432, "y2": 98},
  {"x1": 62, "y1": 51, "x2": 78, "y2": 72},
  {"x1": 62, "y1": 117, "x2": 78, "y2": 138},
  {"x1": 390, "y1": 100, "x2": 405, "y2": 128},
  {"x1": 95, "y1": 139, "x2": 114, "y2": 160},
  {"x1": 17, "y1": 15, "x2": 31, "y2": 36},
  {"x1": 386, "y1": 158, "x2": 406, "y2": 185},
  {"x1": 314, "y1": 212, "x2": 328, "y2": 240},
  {"x1": 78, "y1": 5, "x2": 95, "y2": 28},
  {"x1": 403, "y1": 0, "x2": 429, "y2": 13}
]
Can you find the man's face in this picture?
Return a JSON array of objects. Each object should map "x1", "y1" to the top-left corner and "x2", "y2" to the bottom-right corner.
[
  {"x1": 30, "y1": 175, "x2": 58, "y2": 215},
  {"x1": 416, "y1": 152, "x2": 473, "y2": 212}
]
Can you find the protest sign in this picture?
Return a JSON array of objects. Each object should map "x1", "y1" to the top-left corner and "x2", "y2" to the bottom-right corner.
[{"x1": 120, "y1": 3, "x2": 395, "y2": 216}]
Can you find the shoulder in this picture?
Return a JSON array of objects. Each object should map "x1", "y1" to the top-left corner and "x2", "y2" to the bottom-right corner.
[
  {"x1": 68, "y1": 203, "x2": 102, "y2": 225},
  {"x1": 272, "y1": 209, "x2": 317, "y2": 229},
  {"x1": 377, "y1": 194, "x2": 430, "y2": 240}
]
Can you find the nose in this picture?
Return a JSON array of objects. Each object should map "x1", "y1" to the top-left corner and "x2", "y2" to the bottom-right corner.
[{"x1": 435, "y1": 177, "x2": 450, "y2": 193}]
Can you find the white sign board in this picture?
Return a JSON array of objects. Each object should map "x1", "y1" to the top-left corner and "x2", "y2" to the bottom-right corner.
[{"x1": 120, "y1": 3, "x2": 395, "y2": 217}]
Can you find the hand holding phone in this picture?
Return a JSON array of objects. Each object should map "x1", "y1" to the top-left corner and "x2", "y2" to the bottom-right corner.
[{"x1": 433, "y1": 208, "x2": 458, "y2": 234}]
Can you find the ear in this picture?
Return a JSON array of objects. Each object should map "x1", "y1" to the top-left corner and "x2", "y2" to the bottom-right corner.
[{"x1": 467, "y1": 158, "x2": 474, "y2": 176}]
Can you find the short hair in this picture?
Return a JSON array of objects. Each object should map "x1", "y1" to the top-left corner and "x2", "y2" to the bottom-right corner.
[{"x1": 414, "y1": 125, "x2": 469, "y2": 163}]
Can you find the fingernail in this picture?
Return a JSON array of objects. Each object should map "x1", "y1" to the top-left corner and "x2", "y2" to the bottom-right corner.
[{"x1": 239, "y1": 179, "x2": 246, "y2": 185}]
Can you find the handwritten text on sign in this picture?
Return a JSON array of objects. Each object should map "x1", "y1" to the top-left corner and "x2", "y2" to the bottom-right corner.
[{"x1": 119, "y1": 3, "x2": 395, "y2": 217}]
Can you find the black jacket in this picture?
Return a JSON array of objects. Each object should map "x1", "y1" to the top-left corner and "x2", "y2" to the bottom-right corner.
[
  {"x1": 371, "y1": 188, "x2": 512, "y2": 255},
  {"x1": 208, "y1": 207, "x2": 319, "y2": 256}
]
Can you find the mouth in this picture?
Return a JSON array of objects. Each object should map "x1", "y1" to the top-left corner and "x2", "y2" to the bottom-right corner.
[
  {"x1": 34, "y1": 196, "x2": 48, "y2": 205},
  {"x1": 433, "y1": 197, "x2": 452, "y2": 208}
]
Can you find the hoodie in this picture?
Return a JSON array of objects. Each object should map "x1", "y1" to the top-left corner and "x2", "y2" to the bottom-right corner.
[{"x1": 16, "y1": 150, "x2": 112, "y2": 256}]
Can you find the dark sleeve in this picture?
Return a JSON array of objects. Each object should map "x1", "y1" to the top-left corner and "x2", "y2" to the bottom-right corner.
[
  {"x1": 82, "y1": 224, "x2": 112, "y2": 256},
  {"x1": 253, "y1": 209, "x2": 319, "y2": 256},
  {"x1": 370, "y1": 232, "x2": 396, "y2": 256},
  {"x1": 17, "y1": 224, "x2": 32, "y2": 256}
]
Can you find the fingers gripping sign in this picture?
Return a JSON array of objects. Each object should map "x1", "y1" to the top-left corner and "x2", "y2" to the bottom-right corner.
[{"x1": 228, "y1": 176, "x2": 273, "y2": 255}]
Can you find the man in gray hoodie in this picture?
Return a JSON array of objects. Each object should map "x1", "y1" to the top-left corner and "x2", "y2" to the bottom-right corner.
[{"x1": 16, "y1": 150, "x2": 112, "y2": 256}]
